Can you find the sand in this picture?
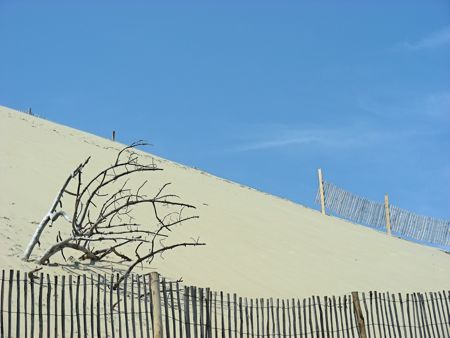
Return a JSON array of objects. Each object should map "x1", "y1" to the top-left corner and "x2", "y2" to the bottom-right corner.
[{"x1": 0, "y1": 105, "x2": 449, "y2": 299}]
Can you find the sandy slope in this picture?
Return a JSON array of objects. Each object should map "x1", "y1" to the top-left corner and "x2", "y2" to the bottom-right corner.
[{"x1": 0, "y1": 105, "x2": 449, "y2": 299}]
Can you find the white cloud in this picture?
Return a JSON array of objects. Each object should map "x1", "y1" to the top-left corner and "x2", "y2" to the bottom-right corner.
[
  {"x1": 237, "y1": 134, "x2": 321, "y2": 151},
  {"x1": 403, "y1": 26, "x2": 450, "y2": 50},
  {"x1": 234, "y1": 127, "x2": 416, "y2": 152}
]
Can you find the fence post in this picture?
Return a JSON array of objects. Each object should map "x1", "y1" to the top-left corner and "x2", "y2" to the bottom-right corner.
[
  {"x1": 150, "y1": 272, "x2": 163, "y2": 338},
  {"x1": 384, "y1": 194, "x2": 391, "y2": 236},
  {"x1": 351, "y1": 292, "x2": 367, "y2": 338},
  {"x1": 318, "y1": 168, "x2": 326, "y2": 215},
  {"x1": 112, "y1": 130, "x2": 116, "y2": 141}
]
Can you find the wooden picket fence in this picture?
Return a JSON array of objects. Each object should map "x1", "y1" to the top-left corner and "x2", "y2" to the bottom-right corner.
[{"x1": 0, "y1": 269, "x2": 449, "y2": 337}]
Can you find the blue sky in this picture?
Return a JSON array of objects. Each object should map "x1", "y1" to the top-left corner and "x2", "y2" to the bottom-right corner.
[{"x1": 1, "y1": 1, "x2": 449, "y2": 219}]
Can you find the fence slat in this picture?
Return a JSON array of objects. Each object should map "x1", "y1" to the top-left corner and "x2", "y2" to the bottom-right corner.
[
  {"x1": 90, "y1": 275, "x2": 95, "y2": 337},
  {"x1": 202, "y1": 289, "x2": 206, "y2": 338},
  {"x1": 392, "y1": 294, "x2": 401, "y2": 338},
  {"x1": 192, "y1": 287, "x2": 198, "y2": 338},
  {"x1": 360, "y1": 293, "x2": 369, "y2": 338},
  {"x1": 39, "y1": 273, "x2": 44, "y2": 338},
  {"x1": 53, "y1": 275, "x2": 58, "y2": 338},
  {"x1": 281, "y1": 299, "x2": 286, "y2": 338},
  {"x1": 143, "y1": 275, "x2": 150, "y2": 338},
  {"x1": 342, "y1": 296, "x2": 349, "y2": 338},
  {"x1": 0, "y1": 270, "x2": 4, "y2": 338},
  {"x1": 261, "y1": 299, "x2": 265, "y2": 338},
  {"x1": 110, "y1": 276, "x2": 116, "y2": 338},
  {"x1": 184, "y1": 286, "x2": 191, "y2": 338},
  {"x1": 16, "y1": 271, "x2": 21, "y2": 338},
  {"x1": 245, "y1": 298, "x2": 249, "y2": 338},
  {"x1": 46, "y1": 274, "x2": 51, "y2": 338},
  {"x1": 177, "y1": 282, "x2": 183, "y2": 338},
  {"x1": 398, "y1": 293, "x2": 406, "y2": 338},
  {"x1": 138, "y1": 276, "x2": 144, "y2": 338},
  {"x1": 303, "y1": 298, "x2": 313, "y2": 337},
  {"x1": 220, "y1": 292, "x2": 225, "y2": 338},
  {"x1": 82, "y1": 275, "x2": 87, "y2": 338},
  {"x1": 103, "y1": 275, "x2": 109, "y2": 338},
  {"x1": 419, "y1": 293, "x2": 432, "y2": 338},
  {"x1": 256, "y1": 298, "x2": 260, "y2": 338},
  {"x1": 429, "y1": 292, "x2": 441, "y2": 337},
  {"x1": 36, "y1": 273, "x2": 44, "y2": 338},
  {"x1": 405, "y1": 294, "x2": 414, "y2": 338},
  {"x1": 69, "y1": 275, "x2": 74, "y2": 338},
  {"x1": 227, "y1": 294, "x2": 232, "y2": 338},
  {"x1": 323, "y1": 296, "x2": 329, "y2": 338},
  {"x1": 170, "y1": 282, "x2": 177, "y2": 338},
  {"x1": 132, "y1": 275, "x2": 137, "y2": 338},
  {"x1": 234, "y1": 294, "x2": 238, "y2": 338},
  {"x1": 214, "y1": 292, "x2": 218, "y2": 338},
  {"x1": 124, "y1": 274, "x2": 130, "y2": 338},
  {"x1": 328, "y1": 297, "x2": 334, "y2": 338},
  {"x1": 24, "y1": 272, "x2": 28, "y2": 338},
  {"x1": 270, "y1": 298, "x2": 276, "y2": 338},
  {"x1": 338, "y1": 297, "x2": 345, "y2": 338},
  {"x1": 382, "y1": 292, "x2": 391, "y2": 338},
  {"x1": 97, "y1": 274, "x2": 101, "y2": 338},
  {"x1": 332, "y1": 296, "x2": 339, "y2": 338},
  {"x1": 162, "y1": 279, "x2": 170, "y2": 338},
  {"x1": 76, "y1": 275, "x2": 81, "y2": 338},
  {"x1": 373, "y1": 292, "x2": 382, "y2": 338},
  {"x1": 418, "y1": 292, "x2": 428, "y2": 338},
  {"x1": 116, "y1": 274, "x2": 123, "y2": 338},
  {"x1": 424, "y1": 293, "x2": 436, "y2": 338},
  {"x1": 250, "y1": 298, "x2": 254, "y2": 338},
  {"x1": 318, "y1": 296, "x2": 325, "y2": 338},
  {"x1": 274, "y1": 298, "x2": 279, "y2": 338},
  {"x1": 206, "y1": 289, "x2": 212, "y2": 338},
  {"x1": 412, "y1": 293, "x2": 422, "y2": 338},
  {"x1": 368, "y1": 292, "x2": 375, "y2": 338},
  {"x1": 30, "y1": 274, "x2": 36, "y2": 337},
  {"x1": 8, "y1": 270, "x2": 13, "y2": 338},
  {"x1": 238, "y1": 297, "x2": 243, "y2": 338},
  {"x1": 149, "y1": 275, "x2": 154, "y2": 331},
  {"x1": 61, "y1": 275, "x2": 66, "y2": 338}
]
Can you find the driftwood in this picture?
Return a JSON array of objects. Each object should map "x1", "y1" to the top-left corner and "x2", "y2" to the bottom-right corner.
[{"x1": 23, "y1": 141, "x2": 204, "y2": 287}]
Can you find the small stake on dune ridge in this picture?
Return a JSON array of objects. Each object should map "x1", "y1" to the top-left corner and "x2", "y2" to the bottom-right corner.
[{"x1": 112, "y1": 130, "x2": 116, "y2": 141}]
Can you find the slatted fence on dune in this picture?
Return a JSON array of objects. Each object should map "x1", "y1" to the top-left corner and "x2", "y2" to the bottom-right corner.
[
  {"x1": 315, "y1": 181, "x2": 450, "y2": 251},
  {"x1": 1, "y1": 270, "x2": 449, "y2": 337},
  {"x1": 0, "y1": 269, "x2": 155, "y2": 338}
]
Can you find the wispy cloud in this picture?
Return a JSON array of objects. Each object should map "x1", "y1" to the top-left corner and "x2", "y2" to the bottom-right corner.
[
  {"x1": 402, "y1": 26, "x2": 450, "y2": 50},
  {"x1": 237, "y1": 133, "x2": 322, "y2": 151},
  {"x1": 234, "y1": 126, "x2": 423, "y2": 152}
]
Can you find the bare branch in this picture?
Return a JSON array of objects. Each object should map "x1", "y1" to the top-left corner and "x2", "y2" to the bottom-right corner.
[{"x1": 23, "y1": 141, "x2": 203, "y2": 288}]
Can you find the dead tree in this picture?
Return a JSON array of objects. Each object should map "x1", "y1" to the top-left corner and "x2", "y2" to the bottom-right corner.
[{"x1": 23, "y1": 141, "x2": 204, "y2": 286}]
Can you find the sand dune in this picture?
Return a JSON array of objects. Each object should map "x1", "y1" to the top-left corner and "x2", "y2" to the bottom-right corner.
[{"x1": 0, "y1": 105, "x2": 449, "y2": 299}]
